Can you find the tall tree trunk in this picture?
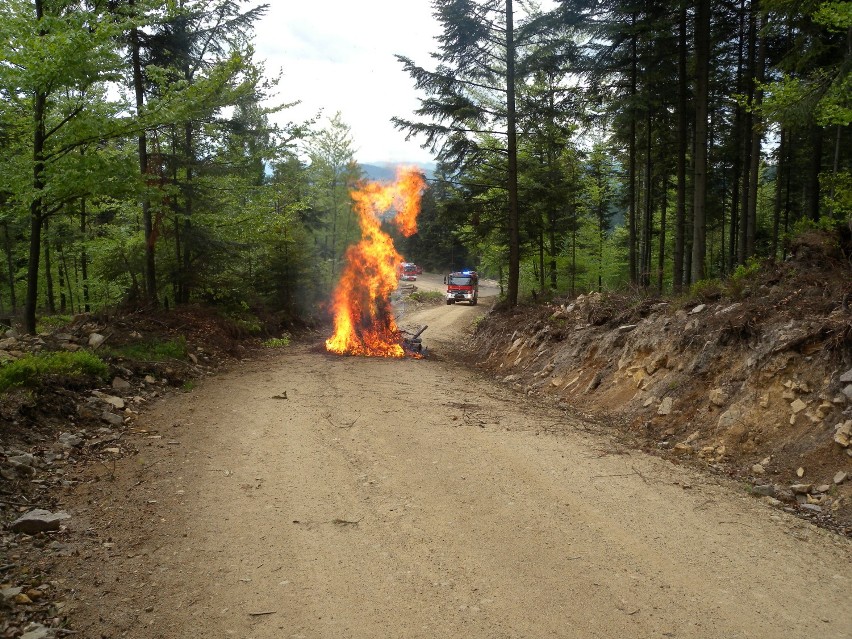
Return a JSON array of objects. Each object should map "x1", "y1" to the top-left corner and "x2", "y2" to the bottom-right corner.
[
  {"x1": 80, "y1": 197, "x2": 90, "y2": 312},
  {"x1": 737, "y1": 0, "x2": 756, "y2": 265},
  {"x1": 3, "y1": 222, "x2": 17, "y2": 312},
  {"x1": 59, "y1": 247, "x2": 73, "y2": 313},
  {"x1": 173, "y1": 213, "x2": 181, "y2": 308},
  {"x1": 505, "y1": 0, "x2": 520, "y2": 306},
  {"x1": 658, "y1": 175, "x2": 667, "y2": 293},
  {"x1": 674, "y1": 5, "x2": 687, "y2": 292},
  {"x1": 642, "y1": 108, "x2": 653, "y2": 288},
  {"x1": 828, "y1": 124, "x2": 841, "y2": 216},
  {"x1": 729, "y1": 0, "x2": 745, "y2": 270},
  {"x1": 130, "y1": 0, "x2": 157, "y2": 307},
  {"x1": 783, "y1": 148, "x2": 792, "y2": 259},
  {"x1": 25, "y1": 0, "x2": 47, "y2": 335},
  {"x1": 181, "y1": 121, "x2": 193, "y2": 304},
  {"x1": 691, "y1": 0, "x2": 710, "y2": 284},
  {"x1": 807, "y1": 123, "x2": 823, "y2": 221},
  {"x1": 57, "y1": 252, "x2": 65, "y2": 313},
  {"x1": 745, "y1": 7, "x2": 765, "y2": 260},
  {"x1": 170, "y1": 129, "x2": 181, "y2": 306},
  {"x1": 629, "y1": 12, "x2": 638, "y2": 285},
  {"x1": 547, "y1": 139, "x2": 558, "y2": 291},
  {"x1": 570, "y1": 226, "x2": 577, "y2": 298},
  {"x1": 548, "y1": 206, "x2": 557, "y2": 290},
  {"x1": 772, "y1": 127, "x2": 786, "y2": 259},
  {"x1": 43, "y1": 217, "x2": 55, "y2": 314},
  {"x1": 598, "y1": 196, "x2": 605, "y2": 292}
]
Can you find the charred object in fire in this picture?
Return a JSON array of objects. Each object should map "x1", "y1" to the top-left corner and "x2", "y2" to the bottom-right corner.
[{"x1": 402, "y1": 324, "x2": 428, "y2": 355}]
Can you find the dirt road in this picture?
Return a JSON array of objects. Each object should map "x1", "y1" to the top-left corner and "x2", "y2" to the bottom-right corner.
[{"x1": 60, "y1": 283, "x2": 851, "y2": 639}]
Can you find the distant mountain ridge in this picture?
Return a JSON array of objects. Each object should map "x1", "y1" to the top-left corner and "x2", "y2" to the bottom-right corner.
[{"x1": 360, "y1": 162, "x2": 435, "y2": 182}]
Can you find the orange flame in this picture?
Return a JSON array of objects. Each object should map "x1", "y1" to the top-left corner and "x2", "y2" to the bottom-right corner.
[{"x1": 325, "y1": 167, "x2": 426, "y2": 357}]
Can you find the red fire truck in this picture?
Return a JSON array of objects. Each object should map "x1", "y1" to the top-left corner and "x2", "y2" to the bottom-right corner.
[
  {"x1": 398, "y1": 262, "x2": 418, "y2": 281},
  {"x1": 446, "y1": 270, "x2": 479, "y2": 305}
]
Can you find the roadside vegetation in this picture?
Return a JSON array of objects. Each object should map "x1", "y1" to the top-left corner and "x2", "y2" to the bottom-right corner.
[
  {"x1": 105, "y1": 337, "x2": 189, "y2": 363},
  {"x1": 0, "y1": 1, "x2": 846, "y2": 338},
  {"x1": 0, "y1": 351, "x2": 108, "y2": 393},
  {"x1": 408, "y1": 291, "x2": 445, "y2": 304}
]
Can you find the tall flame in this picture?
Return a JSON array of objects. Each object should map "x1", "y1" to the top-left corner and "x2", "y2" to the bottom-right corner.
[{"x1": 325, "y1": 167, "x2": 426, "y2": 357}]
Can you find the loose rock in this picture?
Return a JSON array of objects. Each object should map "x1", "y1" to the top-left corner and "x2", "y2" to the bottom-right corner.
[
  {"x1": 88, "y1": 332, "x2": 106, "y2": 348},
  {"x1": 833, "y1": 420, "x2": 851, "y2": 447},
  {"x1": 790, "y1": 484, "x2": 812, "y2": 495},
  {"x1": 57, "y1": 432, "x2": 83, "y2": 449},
  {"x1": 752, "y1": 484, "x2": 775, "y2": 497},
  {"x1": 10, "y1": 509, "x2": 71, "y2": 534},
  {"x1": 709, "y1": 388, "x2": 728, "y2": 407}
]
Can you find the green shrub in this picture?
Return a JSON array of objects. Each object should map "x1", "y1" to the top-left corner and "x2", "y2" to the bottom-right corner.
[
  {"x1": 229, "y1": 315, "x2": 263, "y2": 335},
  {"x1": 728, "y1": 256, "x2": 763, "y2": 298},
  {"x1": 262, "y1": 336, "x2": 291, "y2": 348},
  {"x1": 108, "y1": 336, "x2": 188, "y2": 362},
  {"x1": 788, "y1": 215, "x2": 840, "y2": 237},
  {"x1": 408, "y1": 290, "x2": 445, "y2": 303},
  {"x1": 731, "y1": 256, "x2": 762, "y2": 282},
  {"x1": 690, "y1": 278, "x2": 723, "y2": 301},
  {"x1": 0, "y1": 351, "x2": 109, "y2": 393}
]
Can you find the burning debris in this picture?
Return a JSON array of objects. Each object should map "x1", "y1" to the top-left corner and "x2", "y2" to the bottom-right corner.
[
  {"x1": 401, "y1": 325, "x2": 428, "y2": 355},
  {"x1": 325, "y1": 167, "x2": 426, "y2": 357}
]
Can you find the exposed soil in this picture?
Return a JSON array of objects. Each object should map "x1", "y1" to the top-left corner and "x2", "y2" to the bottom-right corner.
[
  {"x1": 1, "y1": 236, "x2": 851, "y2": 638},
  {"x1": 466, "y1": 231, "x2": 852, "y2": 535}
]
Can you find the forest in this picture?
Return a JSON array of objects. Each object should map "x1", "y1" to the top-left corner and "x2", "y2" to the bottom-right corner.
[{"x1": 0, "y1": 0, "x2": 849, "y2": 335}]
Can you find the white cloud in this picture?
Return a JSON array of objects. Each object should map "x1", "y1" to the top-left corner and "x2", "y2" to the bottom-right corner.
[{"x1": 250, "y1": 0, "x2": 440, "y2": 165}]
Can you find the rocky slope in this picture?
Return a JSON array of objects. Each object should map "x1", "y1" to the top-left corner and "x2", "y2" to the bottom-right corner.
[{"x1": 469, "y1": 231, "x2": 852, "y2": 534}]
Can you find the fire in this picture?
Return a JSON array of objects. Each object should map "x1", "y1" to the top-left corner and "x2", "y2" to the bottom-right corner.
[{"x1": 325, "y1": 167, "x2": 426, "y2": 357}]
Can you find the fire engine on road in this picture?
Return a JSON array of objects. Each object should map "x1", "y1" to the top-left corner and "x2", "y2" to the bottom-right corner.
[
  {"x1": 398, "y1": 262, "x2": 418, "y2": 281},
  {"x1": 446, "y1": 270, "x2": 479, "y2": 305}
]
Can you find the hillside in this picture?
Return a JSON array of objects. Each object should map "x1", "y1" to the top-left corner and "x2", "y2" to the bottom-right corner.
[
  {"x1": 467, "y1": 230, "x2": 852, "y2": 533},
  {"x1": 360, "y1": 162, "x2": 436, "y2": 182}
]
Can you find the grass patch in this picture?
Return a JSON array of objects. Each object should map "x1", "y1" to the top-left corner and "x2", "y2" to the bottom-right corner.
[
  {"x1": 107, "y1": 336, "x2": 188, "y2": 362},
  {"x1": 409, "y1": 290, "x2": 445, "y2": 303},
  {"x1": 262, "y1": 335, "x2": 291, "y2": 348},
  {"x1": 36, "y1": 314, "x2": 73, "y2": 333},
  {"x1": 0, "y1": 351, "x2": 109, "y2": 393}
]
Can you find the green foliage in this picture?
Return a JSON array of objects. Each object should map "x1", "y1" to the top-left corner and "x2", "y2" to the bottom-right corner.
[
  {"x1": 731, "y1": 256, "x2": 762, "y2": 282},
  {"x1": 36, "y1": 315, "x2": 73, "y2": 332},
  {"x1": 0, "y1": 0, "x2": 848, "y2": 330},
  {"x1": 822, "y1": 170, "x2": 852, "y2": 220},
  {"x1": 0, "y1": 351, "x2": 108, "y2": 393},
  {"x1": 470, "y1": 314, "x2": 486, "y2": 332},
  {"x1": 689, "y1": 278, "x2": 723, "y2": 301},
  {"x1": 788, "y1": 215, "x2": 841, "y2": 238},
  {"x1": 262, "y1": 336, "x2": 291, "y2": 348},
  {"x1": 108, "y1": 337, "x2": 188, "y2": 362},
  {"x1": 728, "y1": 257, "x2": 763, "y2": 298},
  {"x1": 225, "y1": 311, "x2": 262, "y2": 336},
  {"x1": 408, "y1": 290, "x2": 444, "y2": 303}
]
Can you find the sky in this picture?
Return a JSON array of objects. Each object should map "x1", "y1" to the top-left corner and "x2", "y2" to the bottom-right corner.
[{"x1": 249, "y1": 1, "x2": 441, "y2": 166}]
